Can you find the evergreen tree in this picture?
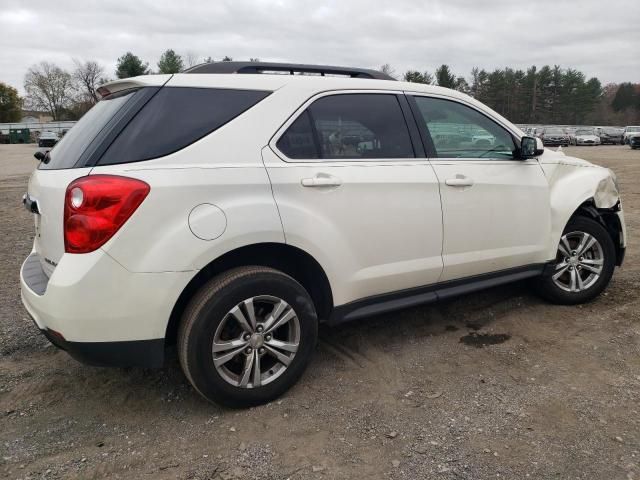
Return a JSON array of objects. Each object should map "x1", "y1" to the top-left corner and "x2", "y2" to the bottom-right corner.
[
  {"x1": 435, "y1": 64, "x2": 457, "y2": 88},
  {"x1": 0, "y1": 82, "x2": 22, "y2": 122},
  {"x1": 157, "y1": 49, "x2": 184, "y2": 74},
  {"x1": 116, "y1": 52, "x2": 149, "y2": 79},
  {"x1": 403, "y1": 70, "x2": 433, "y2": 84}
]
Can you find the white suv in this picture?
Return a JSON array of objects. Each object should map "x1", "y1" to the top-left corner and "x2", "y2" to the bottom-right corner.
[{"x1": 20, "y1": 62, "x2": 626, "y2": 407}]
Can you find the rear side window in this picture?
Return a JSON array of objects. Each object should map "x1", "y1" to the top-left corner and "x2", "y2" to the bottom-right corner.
[
  {"x1": 277, "y1": 94, "x2": 414, "y2": 160},
  {"x1": 40, "y1": 89, "x2": 140, "y2": 170},
  {"x1": 98, "y1": 88, "x2": 271, "y2": 165}
]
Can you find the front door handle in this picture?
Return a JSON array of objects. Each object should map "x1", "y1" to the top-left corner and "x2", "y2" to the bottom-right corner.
[
  {"x1": 301, "y1": 174, "x2": 343, "y2": 188},
  {"x1": 445, "y1": 175, "x2": 474, "y2": 187}
]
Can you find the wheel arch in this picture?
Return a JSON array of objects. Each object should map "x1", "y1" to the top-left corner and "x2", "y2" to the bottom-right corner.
[
  {"x1": 568, "y1": 199, "x2": 625, "y2": 266},
  {"x1": 165, "y1": 242, "x2": 334, "y2": 345}
]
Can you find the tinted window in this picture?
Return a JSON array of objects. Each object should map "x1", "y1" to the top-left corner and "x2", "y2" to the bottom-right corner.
[
  {"x1": 413, "y1": 97, "x2": 516, "y2": 159},
  {"x1": 276, "y1": 111, "x2": 319, "y2": 159},
  {"x1": 99, "y1": 88, "x2": 270, "y2": 165},
  {"x1": 40, "y1": 89, "x2": 140, "y2": 170},
  {"x1": 281, "y1": 94, "x2": 413, "y2": 160}
]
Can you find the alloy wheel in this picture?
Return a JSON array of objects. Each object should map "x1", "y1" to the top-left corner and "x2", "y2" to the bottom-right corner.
[
  {"x1": 552, "y1": 231, "x2": 604, "y2": 293},
  {"x1": 212, "y1": 295, "x2": 300, "y2": 388}
]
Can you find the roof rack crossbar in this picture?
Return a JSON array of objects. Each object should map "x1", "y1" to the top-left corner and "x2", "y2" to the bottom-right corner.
[{"x1": 183, "y1": 61, "x2": 395, "y2": 80}]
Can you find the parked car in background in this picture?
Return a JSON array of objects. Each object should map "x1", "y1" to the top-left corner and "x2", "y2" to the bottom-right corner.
[
  {"x1": 20, "y1": 62, "x2": 627, "y2": 407},
  {"x1": 564, "y1": 127, "x2": 578, "y2": 145},
  {"x1": 629, "y1": 133, "x2": 640, "y2": 149},
  {"x1": 540, "y1": 127, "x2": 570, "y2": 146},
  {"x1": 38, "y1": 131, "x2": 59, "y2": 148},
  {"x1": 572, "y1": 128, "x2": 601, "y2": 146},
  {"x1": 596, "y1": 127, "x2": 623, "y2": 145},
  {"x1": 622, "y1": 126, "x2": 640, "y2": 145}
]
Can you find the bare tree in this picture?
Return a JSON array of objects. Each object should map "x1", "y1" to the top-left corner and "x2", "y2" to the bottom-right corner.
[
  {"x1": 24, "y1": 62, "x2": 75, "y2": 120},
  {"x1": 184, "y1": 51, "x2": 200, "y2": 68},
  {"x1": 73, "y1": 59, "x2": 107, "y2": 104},
  {"x1": 379, "y1": 64, "x2": 397, "y2": 79}
]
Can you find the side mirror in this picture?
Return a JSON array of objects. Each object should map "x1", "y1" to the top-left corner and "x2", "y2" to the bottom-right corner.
[
  {"x1": 519, "y1": 136, "x2": 538, "y2": 159},
  {"x1": 34, "y1": 151, "x2": 45, "y2": 162}
]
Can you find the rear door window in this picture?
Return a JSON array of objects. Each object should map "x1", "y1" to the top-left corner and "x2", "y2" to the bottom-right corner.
[
  {"x1": 98, "y1": 88, "x2": 271, "y2": 165},
  {"x1": 276, "y1": 93, "x2": 415, "y2": 160},
  {"x1": 276, "y1": 111, "x2": 319, "y2": 159}
]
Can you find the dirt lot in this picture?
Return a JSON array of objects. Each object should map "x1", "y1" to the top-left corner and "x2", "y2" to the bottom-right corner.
[{"x1": 1, "y1": 144, "x2": 639, "y2": 479}]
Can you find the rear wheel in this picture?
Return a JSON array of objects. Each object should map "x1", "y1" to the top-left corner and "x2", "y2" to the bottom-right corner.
[
  {"x1": 534, "y1": 216, "x2": 615, "y2": 305},
  {"x1": 178, "y1": 266, "x2": 318, "y2": 407}
]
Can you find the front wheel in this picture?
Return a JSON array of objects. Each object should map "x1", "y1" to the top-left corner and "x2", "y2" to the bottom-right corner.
[
  {"x1": 178, "y1": 266, "x2": 318, "y2": 407},
  {"x1": 534, "y1": 216, "x2": 616, "y2": 305}
]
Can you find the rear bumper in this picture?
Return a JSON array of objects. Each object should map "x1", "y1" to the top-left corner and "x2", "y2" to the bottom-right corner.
[
  {"x1": 39, "y1": 327, "x2": 164, "y2": 367},
  {"x1": 20, "y1": 249, "x2": 194, "y2": 367}
]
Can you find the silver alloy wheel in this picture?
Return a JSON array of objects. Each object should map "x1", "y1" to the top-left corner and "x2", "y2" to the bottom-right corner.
[
  {"x1": 212, "y1": 295, "x2": 300, "y2": 388},
  {"x1": 552, "y1": 231, "x2": 604, "y2": 293}
]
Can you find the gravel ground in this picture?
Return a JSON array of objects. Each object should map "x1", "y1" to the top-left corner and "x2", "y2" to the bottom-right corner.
[{"x1": 1, "y1": 144, "x2": 639, "y2": 480}]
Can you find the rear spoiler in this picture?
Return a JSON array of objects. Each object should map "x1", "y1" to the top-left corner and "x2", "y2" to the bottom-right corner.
[{"x1": 96, "y1": 74, "x2": 173, "y2": 99}]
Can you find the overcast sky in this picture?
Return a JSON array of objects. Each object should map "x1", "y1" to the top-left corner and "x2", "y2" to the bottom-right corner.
[{"x1": 1, "y1": 0, "x2": 638, "y2": 93}]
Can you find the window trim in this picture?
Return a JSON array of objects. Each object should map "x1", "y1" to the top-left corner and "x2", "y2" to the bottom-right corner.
[
  {"x1": 270, "y1": 89, "x2": 425, "y2": 163},
  {"x1": 406, "y1": 93, "x2": 524, "y2": 161}
]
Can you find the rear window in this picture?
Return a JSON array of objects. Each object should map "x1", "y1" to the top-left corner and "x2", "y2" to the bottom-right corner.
[
  {"x1": 40, "y1": 89, "x2": 139, "y2": 170},
  {"x1": 98, "y1": 87, "x2": 270, "y2": 165}
]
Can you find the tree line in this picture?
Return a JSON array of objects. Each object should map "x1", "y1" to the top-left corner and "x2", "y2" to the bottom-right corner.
[
  {"x1": 0, "y1": 51, "x2": 237, "y2": 122},
  {"x1": 395, "y1": 64, "x2": 639, "y2": 126},
  {"x1": 0, "y1": 53, "x2": 639, "y2": 125}
]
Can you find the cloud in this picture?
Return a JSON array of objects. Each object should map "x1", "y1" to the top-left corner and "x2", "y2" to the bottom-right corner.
[{"x1": 0, "y1": 0, "x2": 638, "y2": 92}]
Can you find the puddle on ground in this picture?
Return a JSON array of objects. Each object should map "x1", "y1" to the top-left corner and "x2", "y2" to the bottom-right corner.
[
  {"x1": 465, "y1": 322, "x2": 483, "y2": 331},
  {"x1": 459, "y1": 332, "x2": 511, "y2": 348}
]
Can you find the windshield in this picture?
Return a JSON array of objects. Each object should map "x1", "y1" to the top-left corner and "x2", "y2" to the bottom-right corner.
[
  {"x1": 628, "y1": 127, "x2": 640, "y2": 132},
  {"x1": 576, "y1": 129, "x2": 594, "y2": 135},
  {"x1": 545, "y1": 128, "x2": 564, "y2": 135},
  {"x1": 39, "y1": 89, "x2": 140, "y2": 170}
]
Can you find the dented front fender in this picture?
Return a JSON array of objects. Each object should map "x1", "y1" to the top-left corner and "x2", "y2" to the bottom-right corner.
[{"x1": 540, "y1": 159, "x2": 623, "y2": 259}]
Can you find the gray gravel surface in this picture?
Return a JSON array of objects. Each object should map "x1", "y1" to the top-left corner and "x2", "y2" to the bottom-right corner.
[{"x1": 1, "y1": 144, "x2": 639, "y2": 479}]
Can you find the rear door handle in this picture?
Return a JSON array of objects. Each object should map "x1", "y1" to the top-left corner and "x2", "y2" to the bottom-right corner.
[
  {"x1": 445, "y1": 175, "x2": 474, "y2": 187},
  {"x1": 301, "y1": 175, "x2": 343, "y2": 188}
]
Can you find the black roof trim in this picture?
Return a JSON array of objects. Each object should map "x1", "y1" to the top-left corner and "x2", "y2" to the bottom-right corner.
[{"x1": 183, "y1": 61, "x2": 396, "y2": 80}]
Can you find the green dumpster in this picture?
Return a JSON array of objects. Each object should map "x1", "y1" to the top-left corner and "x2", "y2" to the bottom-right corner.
[{"x1": 9, "y1": 128, "x2": 31, "y2": 144}]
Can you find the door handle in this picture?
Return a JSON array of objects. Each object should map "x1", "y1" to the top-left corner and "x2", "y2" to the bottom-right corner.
[
  {"x1": 445, "y1": 175, "x2": 474, "y2": 187},
  {"x1": 301, "y1": 175, "x2": 343, "y2": 188}
]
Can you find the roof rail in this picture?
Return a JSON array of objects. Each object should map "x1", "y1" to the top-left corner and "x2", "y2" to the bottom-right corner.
[{"x1": 183, "y1": 61, "x2": 396, "y2": 80}]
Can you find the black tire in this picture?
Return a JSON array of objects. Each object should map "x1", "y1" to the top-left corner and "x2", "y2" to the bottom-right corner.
[
  {"x1": 534, "y1": 216, "x2": 616, "y2": 305},
  {"x1": 178, "y1": 266, "x2": 318, "y2": 408}
]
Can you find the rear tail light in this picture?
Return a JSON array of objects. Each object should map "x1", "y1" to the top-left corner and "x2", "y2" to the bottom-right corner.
[{"x1": 64, "y1": 175, "x2": 150, "y2": 254}]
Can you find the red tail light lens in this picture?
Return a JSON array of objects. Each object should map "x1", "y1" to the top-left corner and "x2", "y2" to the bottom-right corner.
[{"x1": 64, "y1": 175, "x2": 150, "y2": 253}]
